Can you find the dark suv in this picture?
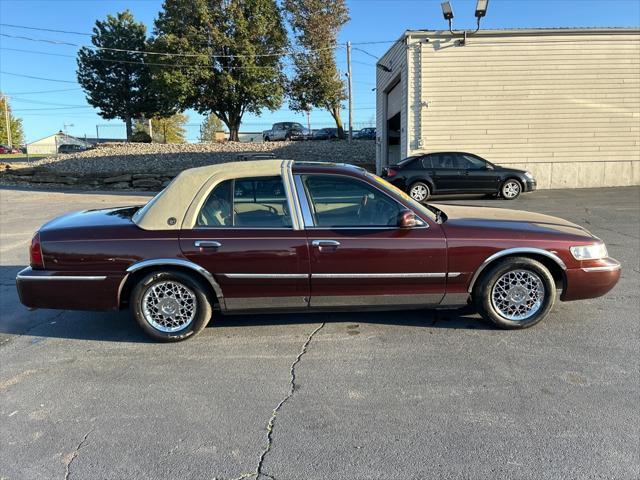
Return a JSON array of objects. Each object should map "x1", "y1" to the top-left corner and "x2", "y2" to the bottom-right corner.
[{"x1": 382, "y1": 152, "x2": 536, "y2": 201}]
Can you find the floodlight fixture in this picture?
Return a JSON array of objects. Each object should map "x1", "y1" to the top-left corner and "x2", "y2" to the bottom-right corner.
[
  {"x1": 441, "y1": 1, "x2": 454, "y2": 21},
  {"x1": 475, "y1": 0, "x2": 489, "y2": 18}
]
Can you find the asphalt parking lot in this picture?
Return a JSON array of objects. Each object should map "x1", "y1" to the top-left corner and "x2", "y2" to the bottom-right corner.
[{"x1": 1, "y1": 186, "x2": 638, "y2": 480}]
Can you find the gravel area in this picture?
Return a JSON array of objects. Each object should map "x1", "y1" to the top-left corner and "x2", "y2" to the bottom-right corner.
[{"x1": 26, "y1": 140, "x2": 376, "y2": 174}]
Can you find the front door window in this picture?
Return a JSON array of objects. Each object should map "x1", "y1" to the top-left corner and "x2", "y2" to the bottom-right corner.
[{"x1": 301, "y1": 174, "x2": 403, "y2": 228}]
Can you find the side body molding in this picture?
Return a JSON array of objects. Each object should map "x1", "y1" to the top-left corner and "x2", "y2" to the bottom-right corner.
[
  {"x1": 467, "y1": 247, "x2": 567, "y2": 293},
  {"x1": 123, "y1": 258, "x2": 225, "y2": 308}
]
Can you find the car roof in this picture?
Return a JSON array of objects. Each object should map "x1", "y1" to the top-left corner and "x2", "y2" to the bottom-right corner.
[{"x1": 133, "y1": 160, "x2": 365, "y2": 231}]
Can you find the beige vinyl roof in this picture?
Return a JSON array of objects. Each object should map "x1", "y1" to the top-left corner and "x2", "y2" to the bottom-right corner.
[{"x1": 133, "y1": 159, "x2": 288, "y2": 231}]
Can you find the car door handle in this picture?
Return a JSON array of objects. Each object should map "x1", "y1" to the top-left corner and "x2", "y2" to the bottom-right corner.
[
  {"x1": 194, "y1": 240, "x2": 222, "y2": 249},
  {"x1": 312, "y1": 240, "x2": 340, "y2": 248}
]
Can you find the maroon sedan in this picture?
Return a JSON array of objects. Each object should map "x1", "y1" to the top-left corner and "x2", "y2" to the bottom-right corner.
[{"x1": 16, "y1": 160, "x2": 621, "y2": 341}]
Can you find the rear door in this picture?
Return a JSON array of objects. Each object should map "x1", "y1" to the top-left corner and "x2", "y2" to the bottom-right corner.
[
  {"x1": 296, "y1": 173, "x2": 447, "y2": 308},
  {"x1": 180, "y1": 175, "x2": 310, "y2": 311}
]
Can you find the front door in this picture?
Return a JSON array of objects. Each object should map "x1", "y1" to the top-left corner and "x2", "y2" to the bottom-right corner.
[
  {"x1": 455, "y1": 153, "x2": 499, "y2": 192},
  {"x1": 180, "y1": 175, "x2": 310, "y2": 311},
  {"x1": 295, "y1": 173, "x2": 447, "y2": 308},
  {"x1": 431, "y1": 153, "x2": 463, "y2": 192}
]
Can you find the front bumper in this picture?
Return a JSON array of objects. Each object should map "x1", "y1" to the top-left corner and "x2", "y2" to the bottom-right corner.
[
  {"x1": 16, "y1": 267, "x2": 124, "y2": 311},
  {"x1": 523, "y1": 179, "x2": 537, "y2": 192},
  {"x1": 561, "y1": 257, "x2": 621, "y2": 301}
]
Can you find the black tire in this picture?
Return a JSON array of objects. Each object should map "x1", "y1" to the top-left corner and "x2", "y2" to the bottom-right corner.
[
  {"x1": 284, "y1": 134, "x2": 291, "y2": 141},
  {"x1": 408, "y1": 181, "x2": 431, "y2": 203},
  {"x1": 501, "y1": 179, "x2": 522, "y2": 200},
  {"x1": 264, "y1": 136, "x2": 270, "y2": 142},
  {"x1": 473, "y1": 256, "x2": 556, "y2": 329},
  {"x1": 131, "y1": 270, "x2": 213, "y2": 342}
]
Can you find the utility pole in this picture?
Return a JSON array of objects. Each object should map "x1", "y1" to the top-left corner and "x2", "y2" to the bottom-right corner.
[
  {"x1": 346, "y1": 41, "x2": 353, "y2": 143},
  {"x1": 148, "y1": 118, "x2": 153, "y2": 142},
  {"x1": 95, "y1": 125, "x2": 100, "y2": 143},
  {"x1": 306, "y1": 110, "x2": 311, "y2": 136},
  {"x1": 2, "y1": 95, "x2": 12, "y2": 149}
]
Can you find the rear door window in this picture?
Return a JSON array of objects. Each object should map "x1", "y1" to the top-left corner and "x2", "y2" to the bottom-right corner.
[{"x1": 197, "y1": 176, "x2": 292, "y2": 228}]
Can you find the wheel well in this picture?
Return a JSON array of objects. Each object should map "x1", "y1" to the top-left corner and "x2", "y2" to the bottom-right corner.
[
  {"x1": 410, "y1": 179, "x2": 434, "y2": 192},
  {"x1": 502, "y1": 177, "x2": 523, "y2": 188},
  {"x1": 471, "y1": 253, "x2": 565, "y2": 295},
  {"x1": 119, "y1": 265, "x2": 220, "y2": 310}
]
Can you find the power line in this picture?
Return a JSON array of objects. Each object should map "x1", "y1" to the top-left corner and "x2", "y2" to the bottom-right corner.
[
  {"x1": 0, "y1": 32, "x2": 341, "y2": 59},
  {"x1": 0, "y1": 22, "x2": 92, "y2": 37},
  {"x1": 0, "y1": 46, "x2": 296, "y2": 70},
  {"x1": 0, "y1": 70, "x2": 77, "y2": 83},
  {"x1": 2, "y1": 87, "x2": 81, "y2": 95}
]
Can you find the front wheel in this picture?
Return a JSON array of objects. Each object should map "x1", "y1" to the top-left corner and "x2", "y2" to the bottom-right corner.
[
  {"x1": 501, "y1": 179, "x2": 522, "y2": 200},
  {"x1": 473, "y1": 257, "x2": 556, "y2": 329},
  {"x1": 409, "y1": 182, "x2": 431, "y2": 202},
  {"x1": 131, "y1": 270, "x2": 212, "y2": 342}
]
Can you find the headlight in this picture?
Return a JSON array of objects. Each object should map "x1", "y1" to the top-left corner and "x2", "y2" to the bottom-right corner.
[
  {"x1": 524, "y1": 171, "x2": 534, "y2": 179},
  {"x1": 570, "y1": 243, "x2": 608, "y2": 260}
]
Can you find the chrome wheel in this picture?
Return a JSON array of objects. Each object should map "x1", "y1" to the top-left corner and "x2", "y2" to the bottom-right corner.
[
  {"x1": 410, "y1": 183, "x2": 429, "y2": 202},
  {"x1": 142, "y1": 281, "x2": 197, "y2": 332},
  {"x1": 502, "y1": 180, "x2": 521, "y2": 199},
  {"x1": 491, "y1": 269, "x2": 545, "y2": 321}
]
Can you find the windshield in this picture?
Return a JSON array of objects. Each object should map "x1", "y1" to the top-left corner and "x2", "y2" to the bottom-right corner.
[{"x1": 364, "y1": 172, "x2": 436, "y2": 222}]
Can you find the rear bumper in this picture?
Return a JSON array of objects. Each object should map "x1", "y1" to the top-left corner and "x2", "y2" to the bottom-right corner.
[
  {"x1": 16, "y1": 267, "x2": 124, "y2": 311},
  {"x1": 561, "y1": 257, "x2": 621, "y2": 301}
]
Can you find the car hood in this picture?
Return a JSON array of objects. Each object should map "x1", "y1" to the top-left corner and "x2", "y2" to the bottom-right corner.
[{"x1": 432, "y1": 203, "x2": 595, "y2": 238}]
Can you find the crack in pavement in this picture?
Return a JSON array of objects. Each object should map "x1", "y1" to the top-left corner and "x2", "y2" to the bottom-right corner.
[
  {"x1": 63, "y1": 428, "x2": 93, "y2": 480},
  {"x1": 0, "y1": 310, "x2": 68, "y2": 349},
  {"x1": 219, "y1": 322, "x2": 326, "y2": 480}
]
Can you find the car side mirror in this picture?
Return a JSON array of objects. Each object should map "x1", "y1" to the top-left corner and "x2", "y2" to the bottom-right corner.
[
  {"x1": 486, "y1": 164, "x2": 494, "y2": 170},
  {"x1": 398, "y1": 210, "x2": 418, "y2": 228}
]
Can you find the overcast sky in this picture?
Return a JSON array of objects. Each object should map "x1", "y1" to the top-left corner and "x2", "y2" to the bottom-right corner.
[{"x1": 1, "y1": 0, "x2": 638, "y2": 143}]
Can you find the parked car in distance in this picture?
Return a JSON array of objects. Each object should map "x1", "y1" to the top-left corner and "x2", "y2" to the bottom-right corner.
[
  {"x1": 57, "y1": 144, "x2": 87, "y2": 154},
  {"x1": 312, "y1": 128, "x2": 339, "y2": 140},
  {"x1": 16, "y1": 160, "x2": 620, "y2": 342},
  {"x1": 262, "y1": 122, "x2": 310, "y2": 142},
  {"x1": 354, "y1": 127, "x2": 376, "y2": 140},
  {"x1": 0, "y1": 144, "x2": 20, "y2": 154},
  {"x1": 382, "y1": 152, "x2": 536, "y2": 201}
]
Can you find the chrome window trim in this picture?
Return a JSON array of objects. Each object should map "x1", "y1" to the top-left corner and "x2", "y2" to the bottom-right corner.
[
  {"x1": 222, "y1": 273, "x2": 309, "y2": 279},
  {"x1": 467, "y1": 248, "x2": 567, "y2": 293},
  {"x1": 16, "y1": 274, "x2": 107, "y2": 281},
  {"x1": 295, "y1": 172, "x2": 430, "y2": 229},
  {"x1": 311, "y1": 272, "x2": 446, "y2": 279},
  {"x1": 124, "y1": 258, "x2": 225, "y2": 307},
  {"x1": 293, "y1": 174, "x2": 315, "y2": 227},
  {"x1": 282, "y1": 160, "x2": 304, "y2": 231}
]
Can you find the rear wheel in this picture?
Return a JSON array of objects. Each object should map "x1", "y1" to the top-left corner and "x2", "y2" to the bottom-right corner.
[
  {"x1": 473, "y1": 257, "x2": 556, "y2": 329},
  {"x1": 131, "y1": 270, "x2": 212, "y2": 342},
  {"x1": 409, "y1": 182, "x2": 431, "y2": 202},
  {"x1": 501, "y1": 179, "x2": 522, "y2": 200}
]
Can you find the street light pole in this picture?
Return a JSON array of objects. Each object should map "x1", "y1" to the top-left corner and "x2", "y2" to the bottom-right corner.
[
  {"x1": 2, "y1": 95, "x2": 12, "y2": 149},
  {"x1": 346, "y1": 41, "x2": 353, "y2": 143}
]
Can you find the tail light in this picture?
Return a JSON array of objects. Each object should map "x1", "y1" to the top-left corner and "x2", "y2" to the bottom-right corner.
[
  {"x1": 384, "y1": 168, "x2": 398, "y2": 178},
  {"x1": 30, "y1": 232, "x2": 44, "y2": 269}
]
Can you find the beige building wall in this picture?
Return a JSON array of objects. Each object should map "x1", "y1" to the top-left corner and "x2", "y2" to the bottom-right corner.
[{"x1": 377, "y1": 29, "x2": 640, "y2": 189}]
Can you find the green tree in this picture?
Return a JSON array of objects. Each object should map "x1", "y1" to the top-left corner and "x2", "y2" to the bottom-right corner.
[
  {"x1": 152, "y1": 0, "x2": 288, "y2": 141},
  {"x1": 77, "y1": 11, "x2": 165, "y2": 140},
  {"x1": 133, "y1": 113, "x2": 188, "y2": 143},
  {"x1": 0, "y1": 95, "x2": 24, "y2": 147},
  {"x1": 284, "y1": 0, "x2": 349, "y2": 139},
  {"x1": 200, "y1": 113, "x2": 225, "y2": 142}
]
